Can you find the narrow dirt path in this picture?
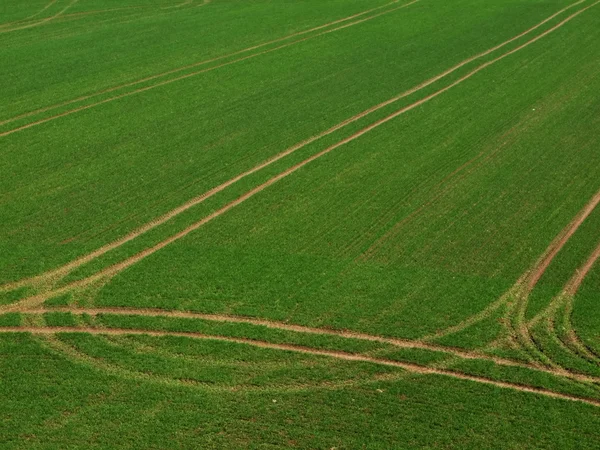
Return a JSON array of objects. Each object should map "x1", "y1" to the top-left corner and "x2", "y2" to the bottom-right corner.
[{"x1": 1, "y1": 325, "x2": 599, "y2": 407}]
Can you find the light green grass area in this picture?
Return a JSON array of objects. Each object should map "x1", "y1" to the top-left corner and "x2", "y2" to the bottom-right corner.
[{"x1": 1, "y1": 0, "x2": 599, "y2": 447}]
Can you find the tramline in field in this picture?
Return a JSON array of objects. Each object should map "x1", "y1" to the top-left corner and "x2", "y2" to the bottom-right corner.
[{"x1": 1, "y1": 0, "x2": 599, "y2": 448}]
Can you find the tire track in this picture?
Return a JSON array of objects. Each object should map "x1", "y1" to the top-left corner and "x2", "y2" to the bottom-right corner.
[
  {"x1": 163, "y1": 0, "x2": 210, "y2": 9},
  {"x1": 0, "y1": 0, "x2": 413, "y2": 129},
  {"x1": 88, "y1": 333, "x2": 415, "y2": 392},
  {"x1": 162, "y1": 0, "x2": 193, "y2": 9},
  {"x1": 528, "y1": 192, "x2": 600, "y2": 294},
  {"x1": 0, "y1": 0, "x2": 79, "y2": 34},
  {"x1": 2, "y1": 324, "x2": 599, "y2": 406},
  {"x1": 530, "y1": 238, "x2": 600, "y2": 364},
  {"x1": 507, "y1": 189, "x2": 600, "y2": 365},
  {"x1": 0, "y1": 0, "x2": 418, "y2": 136},
  {"x1": 1, "y1": 0, "x2": 590, "y2": 137},
  {"x1": 20, "y1": 305, "x2": 600, "y2": 384},
  {"x1": 554, "y1": 303, "x2": 599, "y2": 366},
  {"x1": 428, "y1": 185, "x2": 600, "y2": 342},
  {"x1": 57, "y1": 5, "x2": 158, "y2": 19},
  {"x1": 0, "y1": 0, "x2": 58, "y2": 28},
  {"x1": 0, "y1": 0, "x2": 588, "y2": 295},
  {"x1": 563, "y1": 239, "x2": 600, "y2": 297}
]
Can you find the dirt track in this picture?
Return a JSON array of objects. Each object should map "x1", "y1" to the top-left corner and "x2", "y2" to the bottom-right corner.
[{"x1": 2, "y1": 324, "x2": 599, "y2": 407}]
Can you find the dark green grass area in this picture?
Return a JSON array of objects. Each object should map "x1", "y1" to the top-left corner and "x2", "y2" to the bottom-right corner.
[
  {"x1": 43, "y1": 311, "x2": 80, "y2": 327},
  {"x1": 0, "y1": 313, "x2": 21, "y2": 327},
  {"x1": 1, "y1": 334, "x2": 600, "y2": 449},
  {"x1": 0, "y1": 287, "x2": 34, "y2": 306},
  {"x1": 0, "y1": 0, "x2": 584, "y2": 284}
]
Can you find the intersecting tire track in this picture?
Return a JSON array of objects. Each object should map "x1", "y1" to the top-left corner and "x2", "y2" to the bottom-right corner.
[
  {"x1": 427, "y1": 185, "x2": 600, "y2": 342},
  {"x1": 0, "y1": 0, "x2": 59, "y2": 28},
  {"x1": 19, "y1": 305, "x2": 600, "y2": 385},
  {"x1": 507, "y1": 190, "x2": 600, "y2": 370},
  {"x1": 2, "y1": 324, "x2": 599, "y2": 407},
  {"x1": 529, "y1": 239, "x2": 600, "y2": 367},
  {"x1": 0, "y1": 0, "x2": 80, "y2": 34},
  {"x1": 48, "y1": 329, "x2": 414, "y2": 392}
]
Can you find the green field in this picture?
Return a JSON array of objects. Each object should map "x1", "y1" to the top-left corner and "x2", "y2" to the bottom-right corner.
[{"x1": 1, "y1": 0, "x2": 600, "y2": 447}]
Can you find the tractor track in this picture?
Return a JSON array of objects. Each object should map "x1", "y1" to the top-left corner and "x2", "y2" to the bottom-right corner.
[{"x1": 1, "y1": 323, "x2": 599, "y2": 407}]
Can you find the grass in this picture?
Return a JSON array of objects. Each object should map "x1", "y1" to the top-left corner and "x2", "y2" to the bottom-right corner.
[
  {"x1": 0, "y1": 0, "x2": 585, "y2": 283},
  {"x1": 1, "y1": 333, "x2": 600, "y2": 449},
  {"x1": 1, "y1": 0, "x2": 600, "y2": 447},
  {"x1": 572, "y1": 265, "x2": 600, "y2": 355}
]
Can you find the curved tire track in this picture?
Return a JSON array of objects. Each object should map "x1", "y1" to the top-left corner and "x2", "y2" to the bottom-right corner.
[
  {"x1": 2, "y1": 324, "x2": 599, "y2": 407},
  {"x1": 18, "y1": 305, "x2": 600, "y2": 384},
  {"x1": 0, "y1": 0, "x2": 79, "y2": 34}
]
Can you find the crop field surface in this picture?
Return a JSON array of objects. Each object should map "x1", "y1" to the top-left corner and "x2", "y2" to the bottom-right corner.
[{"x1": 1, "y1": 0, "x2": 600, "y2": 448}]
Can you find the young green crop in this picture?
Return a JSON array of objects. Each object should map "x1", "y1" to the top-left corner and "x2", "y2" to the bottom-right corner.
[{"x1": 1, "y1": 0, "x2": 600, "y2": 447}]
